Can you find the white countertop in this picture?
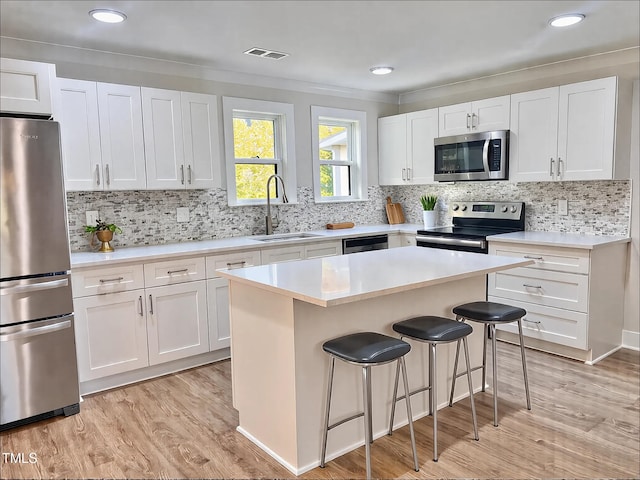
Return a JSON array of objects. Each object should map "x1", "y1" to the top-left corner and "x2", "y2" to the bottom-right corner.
[
  {"x1": 487, "y1": 231, "x2": 631, "y2": 249},
  {"x1": 216, "y1": 246, "x2": 534, "y2": 307},
  {"x1": 70, "y1": 224, "x2": 422, "y2": 268}
]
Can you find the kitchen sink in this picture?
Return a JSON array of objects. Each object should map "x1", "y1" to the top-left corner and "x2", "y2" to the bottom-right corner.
[{"x1": 253, "y1": 232, "x2": 323, "y2": 242}]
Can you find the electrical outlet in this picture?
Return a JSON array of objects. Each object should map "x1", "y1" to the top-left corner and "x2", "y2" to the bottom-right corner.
[
  {"x1": 176, "y1": 207, "x2": 190, "y2": 223},
  {"x1": 86, "y1": 210, "x2": 100, "y2": 226},
  {"x1": 558, "y1": 199, "x2": 568, "y2": 216}
]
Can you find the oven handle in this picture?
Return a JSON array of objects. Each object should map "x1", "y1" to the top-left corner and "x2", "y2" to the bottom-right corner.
[
  {"x1": 0, "y1": 319, "x2": 71, "y2": 342},
  {"x1": 416, "y1": 235, "x2": 486, "y2": 249}
]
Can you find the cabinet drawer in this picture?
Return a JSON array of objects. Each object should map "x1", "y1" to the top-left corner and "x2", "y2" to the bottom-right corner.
[
  {"x1": 206, "y1": 250, "x2": 261, "y2": 278},
  {"x1": 489, "y1": 243, "x2": 590, "y2": 274},
  {"x1": 488, "y1": 267, "x2": 588, "y2": 313},
  {"x1": 144, "y1": 257, "x2": 205, "y2": 287},
  {"x1": 72, "y1": 264, "x2": 144, "y2": 297},
  {"x1": 261, "y1": 245, "x2": 305, "y2": 264},
  {"x1": 489, "y1": 296, "x2": 587, "y2": 350},
  {"x1": 305, "y1": 241, "x2": 342, "y2": 259}
]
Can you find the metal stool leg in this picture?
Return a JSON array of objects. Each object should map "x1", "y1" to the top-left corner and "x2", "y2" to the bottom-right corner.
[
  {"x1": 462, "y1": 336, "x2": 479, "y2": 440},
  {"x1": 399, "y1": 356, "x2": 420, "y2": 472},
  {"x1": 430, "y1": 343, "x2": 438, "y2": 462},
  {"x1": 362, "y1": 366, "x2": 372, "y2": 480},
  {"x1": 490, "y1": 323, "x2": 499, "y2": 427},
  {"x1": 320, "y1": 357, "x2": 335, "y2": 467},
  {"x1": 481, "y1": 323, "x2": 488, "y2": 392},
  {"x1": 448, "y1": 339, "x2": 461, "y2": 407},
  {"x1": 517, "y1": 318, "x2": 532, "y2": 410},
  {"x1": 388, "y1": 357, "x2": 401, "y2": 435}
]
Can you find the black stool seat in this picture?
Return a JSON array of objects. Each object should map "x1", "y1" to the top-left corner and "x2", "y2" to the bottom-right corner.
[
  {"x1": 393, "y1": 316, "x2": 473, "y2": 342},
  {"x1": 453, "y1": 301, "x2": 527, "y2": 323},
  {"x1": 323, "y1": 332, "x2": 410, "y2": 364}
]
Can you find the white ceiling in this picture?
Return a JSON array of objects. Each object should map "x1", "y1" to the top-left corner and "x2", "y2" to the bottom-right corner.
[{"x1": 1, "y1": 0, "x2": 638, "y2": 95}]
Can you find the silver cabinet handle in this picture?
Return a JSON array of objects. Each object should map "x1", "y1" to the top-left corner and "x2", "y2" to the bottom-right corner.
[
  {"x1": 99, "y1": 277, "x2": 124, "y2": 284},
  {"x1": 557, "y1": 157, "x2": 563, "y2": 178},
  {"x1": 138, "y1": 295, "x2": 143, "y2": 316},
  {"x1": 523, "y1": 318, "x2": 541, "y2": 325},
  {"x1": 471, "y1": 113, "x2": 477, "y2": 128},
  {"x1": 187, "y1": 165, "x2": 192, "y2": 184},
  {"x1": 148, "y1": 294, "x2": 154, "y2": 315},
  {"x1": 105, "y1": 164, "x2": 110, "y2": 186},
  {"x1": 523, "y1": 284, "x2": 543, "y2": 289},
  {"x1": 406, "y1": 167, "x2": 411, "y2": 181},
  {"x1": 96, "y1": 164, "x2": 101, "y2": 186},
  {"x1": 226, "y1": 261, "x2": 247, "y2": 268},
  {"x1": 0, "y1": 320, "x2": 71, "y2": 342},
  {"x1": 1, "y1": 278, "x2": 68, "y2": 295},
  {"x1": 550, "y1": 158, "x2": 555, "y2": 177},
  {"x1": 180, "y1": 165, "x2": 185, "y2": 185},
  {"x1": 524, "y1": 255, "x2": 543, "y2": 260},
  {"x1": 401, "y1": 168, "x2": 406, "y2": 181},
  {"x1": 167, "y1": 268, "x2": 189, "y2": 275},
  {"x1": 466, "y1": 113, "x2": 471, "y2": 129}
]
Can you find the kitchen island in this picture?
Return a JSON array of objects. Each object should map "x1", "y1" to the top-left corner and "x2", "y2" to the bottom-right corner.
[{"x1": 217, "y1": 247, "x2": 533, "y2": 475}]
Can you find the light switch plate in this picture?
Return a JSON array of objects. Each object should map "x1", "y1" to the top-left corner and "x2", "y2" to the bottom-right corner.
[
  {"x1": 86, "y1": 210, "x2": 100, "y2": 226},
  {"x1": 558, "y1": 199, "x2": 568, "y2": 215},
  {"x1": 176, "y1": 207, "x2": 190, "y2": 223}
]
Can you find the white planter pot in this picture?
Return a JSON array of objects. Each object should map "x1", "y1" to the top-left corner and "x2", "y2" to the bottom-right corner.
[{"x1": 422, "y1": 210, "x2": 437, "y2": 229}]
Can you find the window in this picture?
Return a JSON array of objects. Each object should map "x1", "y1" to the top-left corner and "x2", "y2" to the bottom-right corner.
[
  {"x1": 311, "y1": 106, "x2": 367, "y2": 202},
  {"x1": 223, "y1": 97, "x2": 296, "y2": 205}
]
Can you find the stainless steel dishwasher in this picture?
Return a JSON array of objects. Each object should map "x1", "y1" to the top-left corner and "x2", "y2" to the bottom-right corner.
[{"x1": 342, "y1": 234, "x2": 389, "y2": 254}]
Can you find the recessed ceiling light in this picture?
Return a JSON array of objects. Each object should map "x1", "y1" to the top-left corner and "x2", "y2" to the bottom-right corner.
[
  {"x1": 549, "y1": 14, "x2": 585, "y2": 27},
  {"x1": 370, "y1": 66, "x2": 394, "y2": 75},
  {"x1": 89, "y1": 9, "x2": 127, "y2": 23}
]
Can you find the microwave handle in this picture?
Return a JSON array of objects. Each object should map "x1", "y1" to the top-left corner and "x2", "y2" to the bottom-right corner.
[{"x1": 482, "y1": 138, "x2": 491, "y2": 173}]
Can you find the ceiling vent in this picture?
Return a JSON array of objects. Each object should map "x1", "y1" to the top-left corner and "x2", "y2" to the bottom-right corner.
[{"x1": 244, "y1": 47, "x2": 289, "y2": 60}]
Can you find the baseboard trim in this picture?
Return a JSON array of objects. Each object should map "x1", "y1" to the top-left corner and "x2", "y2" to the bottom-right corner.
[{"x1": 622, "y1": 330, "x2": 640, "y2": 351}]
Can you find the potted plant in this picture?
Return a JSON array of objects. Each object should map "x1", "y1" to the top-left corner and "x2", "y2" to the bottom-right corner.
[
  {"x1": 420, "y1": 195, "x2": 438, "y2": 229},
  {"x1": 84, "y1": 220, "x2": 122, "y2": 252}
]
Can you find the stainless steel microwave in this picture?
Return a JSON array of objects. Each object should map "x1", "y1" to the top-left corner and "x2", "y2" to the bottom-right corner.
[{"x1": 434, "y1": 130, "x2": 509, "y2": 182}]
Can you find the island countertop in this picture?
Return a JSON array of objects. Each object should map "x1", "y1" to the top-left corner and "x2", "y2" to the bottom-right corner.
[{"x1": 217, "y1": 246, "x2": 533, "y2": 307}]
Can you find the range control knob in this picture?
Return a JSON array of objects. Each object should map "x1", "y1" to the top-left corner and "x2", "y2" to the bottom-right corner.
[
  {"x1": 501, "y1": 205, "x2": 508, "y2": 213},
  {"x1": 452, "y1": 204, "x2": 459, "y2": 211},
  {"x1": 460, "y1": 204, "x2": 468, "y2": 211},
  {"x1": 510, "y1": 205, "x2": 518, "y2": 213}
]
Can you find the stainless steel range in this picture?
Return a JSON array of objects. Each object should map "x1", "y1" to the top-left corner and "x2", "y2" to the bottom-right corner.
[{"x1": 416, "y1": 201, "x2": 525, "y2": 253}]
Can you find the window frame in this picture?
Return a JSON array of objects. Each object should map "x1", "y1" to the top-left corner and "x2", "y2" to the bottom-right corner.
[
  {"x1": 311, "y1": 106, "x2": 367, "y2": 203},
  {"x1": 223, "y1": 97, "x2": 296, "y2": 206}
]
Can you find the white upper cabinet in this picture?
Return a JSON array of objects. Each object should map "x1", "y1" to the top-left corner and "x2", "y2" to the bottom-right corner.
[
  {"x1": 143, "y1": 88, "x2": 219, "y2": 189},
  {"x1": 510, "y1": 77, "x2": 617, "y2": 182},
  {"x1": 0, "y1": 58, "x2": 56, "y2": 116},
  {"x1": 378, "y1": 108, "x2": 438, "y2": 185},
  {"x1": 438, "y1": 95, "x2": 510, "y2": 136},
  {"x1": 58, "y1": 79, "x2": 146, "y2": 190}
]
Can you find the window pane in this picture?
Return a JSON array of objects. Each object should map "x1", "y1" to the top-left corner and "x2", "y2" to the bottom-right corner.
[
  {"x1": 318, "y1": 124, "x2": 348, "y2": 161},
  {"x1": 235, "y1": 164, "x2": 277, "y2": 199},
  {"x1": 320, "y1": 164, "x2": 351, "y2": 197},
  {"x1": 233, "y1": 117, "x2": 275, "y2": 159}
]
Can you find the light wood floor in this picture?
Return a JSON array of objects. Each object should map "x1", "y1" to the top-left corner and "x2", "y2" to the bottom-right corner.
[{"x1": 1, "y1": 342, "x2": 638, "y2": 479}]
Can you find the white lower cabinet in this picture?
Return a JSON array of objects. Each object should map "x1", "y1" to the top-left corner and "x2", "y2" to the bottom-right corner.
[
  {"x1": 146, "y1": 281, "x2": 209, "y2": 365},
  {"x1": 261, "y1": 240, "x2": 342, "y2": 264},
  {"x1": 207, "y1": 278, "x2": 231, "y2": 350},
  {"x1": 74, "y1": 290, "x2": 148, "y2": 381}
]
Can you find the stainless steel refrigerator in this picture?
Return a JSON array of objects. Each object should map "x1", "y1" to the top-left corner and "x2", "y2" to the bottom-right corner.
[{"x1": 0, "y1": 116, "x2": 80, "y2": 430}]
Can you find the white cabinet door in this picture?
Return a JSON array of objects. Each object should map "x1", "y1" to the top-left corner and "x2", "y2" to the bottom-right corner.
[
  {"x1": 207, "y1": 278, "x2": 230, "y2": 351},
  {"x1": 261, "y1": 245, "x2": 305, "y2": 264},
  {"x1": 181, "y1": 92, "x2": 220, "y2": 189},
  {"x1": 378, "y1": 115, "x2": 407, "y2": 185},
  {"x1": 146, "y1": 280, "x2": 209, "y2": 365},
  {"x1": 407, "y1": 109, "x2": 438, "y2": 184},
  {"x1": 557, "y1": 77, "x2": 617, "y2": 181},
  {"x1": 74, "y1": 291, "x2": 148, "y2": 381},
  {"x1": 143, "y1": 87, "x2": 185, "y2": 189},
  {"x1": 305, "y1": 241, "x2": 342, "y2": 259},
  {"x1": 509, "y1": 87, "x2": 560, "y2": 182},
  {"x1": 0, "y1": 58, "x2": 55, "y2": 115},
  {"x1": 438, "y1": 102, "x2": 472, "y2": 136},
  {"x1": 57, "y1": 78, "x2": 103, "y2": 191},
  {"x1": 97, "y1": 83, "x2": 147, "y2": 190},
  {"x1": 438, "y1": 96, "x2": 510, "y2": 136}
]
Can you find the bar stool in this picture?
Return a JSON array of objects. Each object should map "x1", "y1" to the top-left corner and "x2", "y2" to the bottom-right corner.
[
  {"x1": 449, "y1": 301, "x2": 531, "y2": 427},
  {"x1": 320, "y1": 332, "x2": 419, "y2": 480},
  {"x1": 388, "y1": 316, "x2": 478, "y2": 462}
]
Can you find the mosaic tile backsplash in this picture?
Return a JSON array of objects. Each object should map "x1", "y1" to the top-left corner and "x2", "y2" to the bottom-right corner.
[{"x1": 67, "y1": 180, "x2": 631, "y2": 252}]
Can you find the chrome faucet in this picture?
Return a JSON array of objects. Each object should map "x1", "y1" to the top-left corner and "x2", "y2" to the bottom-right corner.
[{"x1": 265, "y1": 174, "x2": 289, "y2": 235}]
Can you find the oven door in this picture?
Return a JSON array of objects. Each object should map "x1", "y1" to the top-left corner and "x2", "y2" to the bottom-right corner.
[{"x1": 416, "y1": 234, "x2": 487, "y2": 253}]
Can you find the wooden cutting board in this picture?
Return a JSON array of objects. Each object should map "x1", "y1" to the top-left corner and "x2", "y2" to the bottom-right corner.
[{"x1": 385, "y1": 196, "x2": 405, "y2": 224}]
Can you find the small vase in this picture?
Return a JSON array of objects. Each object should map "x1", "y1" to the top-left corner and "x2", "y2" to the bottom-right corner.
[
  {"x1": 95, "y1": 230, "x2": 114, "y2": 252},
  {"x1": 422, "y1": 210, "x2": 437, "y2": 229}
]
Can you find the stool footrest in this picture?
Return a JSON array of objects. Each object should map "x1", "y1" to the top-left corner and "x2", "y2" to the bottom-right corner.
[
  {"x1": 392, "y1": 384, "x2": 432, "y2": 404},
  {"x1": 453, "y1": 364, "x2": 484, "y2": 379},
  {"x1": 327, "y1": 411, "x2": 364, "y2": 432}
]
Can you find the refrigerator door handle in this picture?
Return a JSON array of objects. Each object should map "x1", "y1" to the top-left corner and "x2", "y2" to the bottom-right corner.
[
  {"x1": 0, "y1": 319, "x2": 71, "y2": 342},
  {"x1": 0, "y1": 278, "x2": 69, "y2": 295}
]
